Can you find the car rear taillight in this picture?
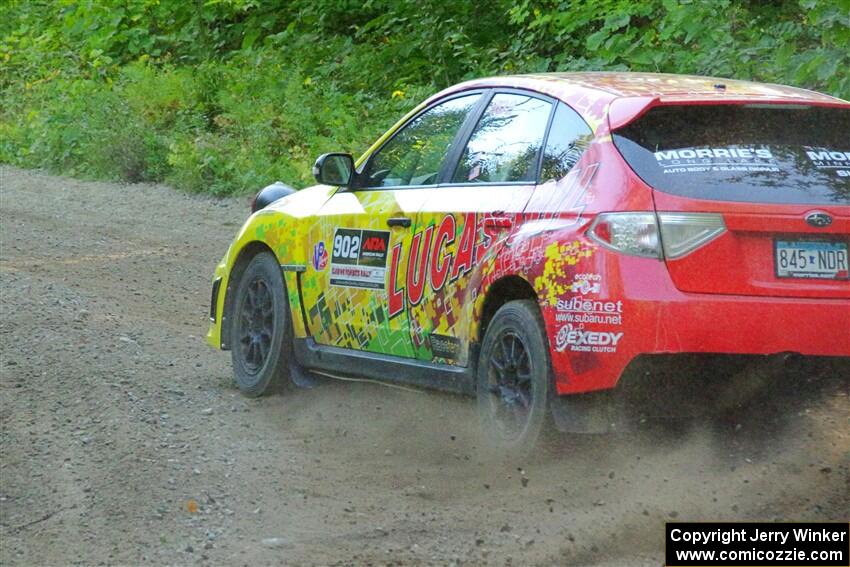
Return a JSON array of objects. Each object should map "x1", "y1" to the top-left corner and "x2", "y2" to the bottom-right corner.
[
  {"x1": 587, "y1": 212, "x2": 726, "y2": 259},
  {"x1": 588, "y1": 212, "x2": 662, "y2": 258},
  {"x1": 657, "y1": 213, "x2": 726, "y2": 259}
]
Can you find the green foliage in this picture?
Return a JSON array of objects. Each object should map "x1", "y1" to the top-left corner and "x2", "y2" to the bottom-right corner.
[
  {"x1": 506, "y1": 0, "x2": 850, "y2": 94},
  {"x1": 1, "y1": 0, "x2": 847, "y2": 194}
]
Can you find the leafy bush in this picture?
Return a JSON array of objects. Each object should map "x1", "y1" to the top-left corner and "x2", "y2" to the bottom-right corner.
[{"x1": 1, "y1": 0, "x2": 847, "y2": 194}]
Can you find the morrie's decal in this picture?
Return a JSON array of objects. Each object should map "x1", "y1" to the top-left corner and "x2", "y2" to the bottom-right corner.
[
  {"x1": 555, "y1": 324, "x2": 623, "y2": 353},
  {"x1": 389, "y1": 213, "x2": 497, "y2": 318},
  {"x1": 806, "y1": 148, "x2": 850, "y2": 178},
  {"x1": 330, "y1": 228, "x2": 390, "y2": 289},
  {"x1": 805, "y1": 149, "x2": 850, "y2": 163},
  {"x1": 312, "y1": 241, "x2": 329, "y2": 271},
  {"x1": 654, "y1": 146, "x2": 778, "y2": 175},
  {"x1": 654, "y1": 147, "x2": 774, "y2": 162}
]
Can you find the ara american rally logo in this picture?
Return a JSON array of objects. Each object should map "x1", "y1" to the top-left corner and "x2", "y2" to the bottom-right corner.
[{"x1": 312, "y1": 241, "x2": 329, "y2": 271}]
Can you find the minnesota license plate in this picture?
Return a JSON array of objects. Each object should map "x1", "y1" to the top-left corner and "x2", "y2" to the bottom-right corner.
[{"x1": 775, "y1": 240, "x2": 849, "y2": 280}]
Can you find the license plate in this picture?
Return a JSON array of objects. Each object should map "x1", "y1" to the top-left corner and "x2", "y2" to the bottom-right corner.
[{"x1": 775, "y1": 240, "x2": 849, "y2": 280}]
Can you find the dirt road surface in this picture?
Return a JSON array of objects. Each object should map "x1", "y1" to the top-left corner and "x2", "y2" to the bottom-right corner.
[{"x1": 1, "y1": 166, "x2": 848, "y2": 566}]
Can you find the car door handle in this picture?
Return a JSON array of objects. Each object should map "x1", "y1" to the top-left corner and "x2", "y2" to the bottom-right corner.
[
  {"x1": 387, "y1": 217, "x2": 412, "y2": 228},
  {"x1": 484, "y1": 216, "x2": 512, "y2": 229}
]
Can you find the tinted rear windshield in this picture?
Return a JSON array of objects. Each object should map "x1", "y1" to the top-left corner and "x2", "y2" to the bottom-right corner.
[{"x1": 613, "y1": 105, "x2": 850, "y2": 205}]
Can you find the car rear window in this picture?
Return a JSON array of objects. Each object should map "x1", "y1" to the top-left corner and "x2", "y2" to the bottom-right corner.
[{"x1": 612, "y1": 104, "x2": 850, "y2": 205}]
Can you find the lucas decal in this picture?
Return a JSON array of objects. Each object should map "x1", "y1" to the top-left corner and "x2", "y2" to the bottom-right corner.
[
  {"x1": 388, "y1": 213, "x2": 498, "y2": 318},
  {"x1": 329, "y1": 228, "x2": 390, "y2": 289}
]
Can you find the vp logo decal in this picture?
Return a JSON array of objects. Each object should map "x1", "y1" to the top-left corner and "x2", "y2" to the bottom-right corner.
[{"x1": 312, "y1": 241, "x2": 329, "y2": 271}]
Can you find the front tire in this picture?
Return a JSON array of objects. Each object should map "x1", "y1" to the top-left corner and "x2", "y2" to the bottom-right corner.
[
  {"x1": 230, "y1": 252, "x2": 292, "y2": 396},
  {"x1": 477, "y1": 299, "x2": 552, "y2": 453}
]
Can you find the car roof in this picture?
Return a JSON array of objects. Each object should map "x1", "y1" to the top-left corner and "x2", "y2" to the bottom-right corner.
[
  {"x1": 535, "y1": 72, "x2": 842, "y2": 100},
  {"x1": 433, "y1": 72, "x2": 847, "y2": 132},
  {"x1": 451, "y1": 71, "x2": 844, "y2": 102}
]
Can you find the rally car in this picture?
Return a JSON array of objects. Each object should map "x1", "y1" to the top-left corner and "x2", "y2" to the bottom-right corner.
[{"x1": 207, "y1": 72, "x2": 849, "y2": 450}]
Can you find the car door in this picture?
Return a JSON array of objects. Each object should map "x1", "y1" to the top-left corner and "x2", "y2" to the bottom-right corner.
[
  {"x1": 300, "y1": 92, "x2": 484, "y2": 357},
  {"x1": 404, "y1": 90, "x2": 557, "y2": 365}
]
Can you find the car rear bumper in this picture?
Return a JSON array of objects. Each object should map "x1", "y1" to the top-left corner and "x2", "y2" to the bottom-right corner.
[
  {"x1": 550, "y1": 352, "x2": 848, "y2": 432},
  {"x1": 644, "y1": 293, "x2": 849, "y2": 356},
  {"x1": 544, "y1": 256, "x2": 850, "y2": 396}
]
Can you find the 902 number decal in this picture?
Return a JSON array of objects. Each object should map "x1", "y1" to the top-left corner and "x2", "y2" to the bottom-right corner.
[
  {"x1": 333, "y1": 233, "x2": 361, "y2": 261},
  {"x1": 329, "y1": 228, "x2": 391, "y2": 290}
]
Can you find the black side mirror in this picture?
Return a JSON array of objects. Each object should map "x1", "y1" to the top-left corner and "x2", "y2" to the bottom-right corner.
[{"x1": 313, "y1": 153, "x2": 355, "y2": 187}]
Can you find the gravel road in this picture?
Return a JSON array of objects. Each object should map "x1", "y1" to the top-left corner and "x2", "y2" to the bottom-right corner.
[{"x1": 1, "y1": 166, "x2": 848, "y2": 566}]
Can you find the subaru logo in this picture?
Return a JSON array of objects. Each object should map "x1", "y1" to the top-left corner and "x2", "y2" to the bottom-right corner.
[{"x1": 805, "y1": 211, "x2": 832, "y2": 228}]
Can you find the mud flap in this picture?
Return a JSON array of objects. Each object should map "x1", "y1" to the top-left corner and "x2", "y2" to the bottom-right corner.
[
  {"x1": 550, "y1": 389, "x2": 627, "y2": 434},
  {"x1": 289, "y1": 362, "x2": 321, "y2": 389}
]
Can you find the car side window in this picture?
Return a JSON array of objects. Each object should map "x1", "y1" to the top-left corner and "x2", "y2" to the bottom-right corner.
[
  {"x1": 452, "y1": 93, "x2": 552, "y2": 184},
  {"x1": 361, "y1": 94, "x2": 481, "y2": 188},
  {"x1": 540, "y1": 103, "x2": 594, "y2": 182}
]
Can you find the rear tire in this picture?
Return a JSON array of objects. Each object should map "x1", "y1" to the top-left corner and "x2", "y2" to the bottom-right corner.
[
  {"x1": 230, "y1": 252, "x2": 292, "y2": 396},
  {"x1": 476, "y1": 299, "x2": 552, "y2": 454}
]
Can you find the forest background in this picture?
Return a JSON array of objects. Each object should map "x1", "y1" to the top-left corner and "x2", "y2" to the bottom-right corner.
[{"x1": 1, "y1": 0, "x2": 847, "y2": 194}]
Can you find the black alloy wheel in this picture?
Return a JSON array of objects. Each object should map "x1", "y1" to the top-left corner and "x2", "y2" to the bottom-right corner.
[
  {"x1": 477, "y1": 299, "x2": 552, "y2": 452},
  {"x1": 238, "y1": 278, "x2": 274, "y2": 372},
  {"x1": 230, "y1": 252, "x2": 292, "y2": 396}
]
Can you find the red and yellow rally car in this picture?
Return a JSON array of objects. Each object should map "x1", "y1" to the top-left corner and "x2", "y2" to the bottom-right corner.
[{"x1": 207, "y1": 72, "x2": 849, "y2": 449}]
